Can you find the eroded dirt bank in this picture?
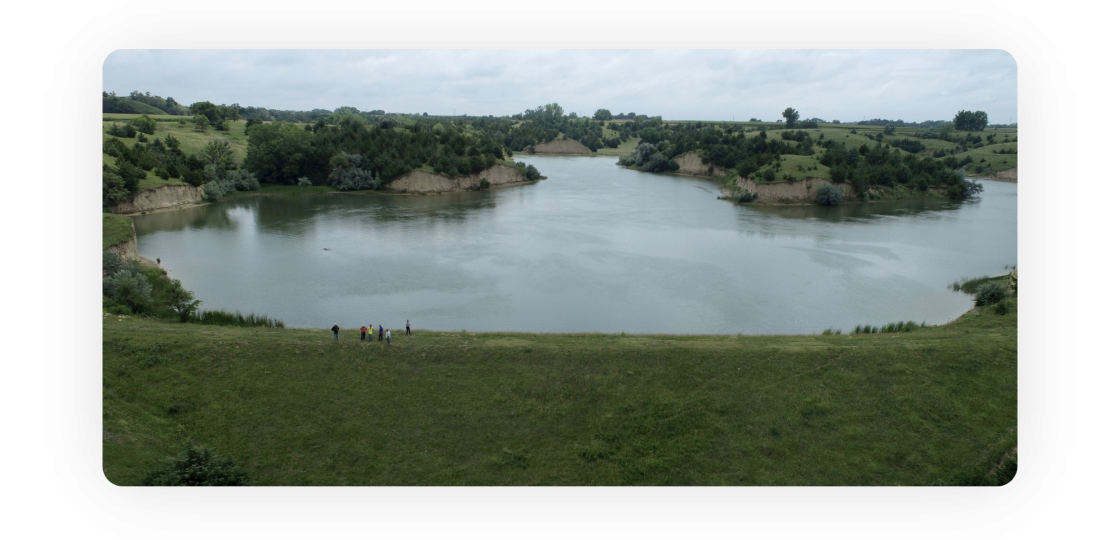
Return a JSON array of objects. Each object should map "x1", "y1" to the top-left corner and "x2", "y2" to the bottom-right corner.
[
  {"x1": 111, "y1": 185, "x2": 205, "y2": 214},
  {"x1": 385, "y1": 164, "x2": 530, "y2": 194}
]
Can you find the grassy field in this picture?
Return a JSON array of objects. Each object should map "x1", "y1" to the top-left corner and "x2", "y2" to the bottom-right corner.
[
  {"x1": 102, "y1": 212, "x2": 133, "y2": 249},
  {"x1": 103, "y1": 280, "x2": 1016, "y2": 486}
]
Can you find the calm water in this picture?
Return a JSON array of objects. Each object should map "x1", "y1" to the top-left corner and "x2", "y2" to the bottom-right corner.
[{"x1": 134, "y1": 156, "x2": 1017, "y2": 334}]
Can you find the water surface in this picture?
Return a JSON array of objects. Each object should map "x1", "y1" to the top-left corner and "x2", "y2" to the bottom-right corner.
[{"x1": 135, "y1": 156, "x2": 1017, "y2": 334}]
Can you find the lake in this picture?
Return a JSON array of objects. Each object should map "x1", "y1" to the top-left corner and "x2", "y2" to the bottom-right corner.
[{"x1": 133, "y1": 155, "x2": 1017, "y2": 334}]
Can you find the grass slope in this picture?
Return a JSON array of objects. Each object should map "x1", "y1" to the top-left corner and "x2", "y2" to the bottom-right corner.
[
  {"x1": 102, "y1": 213, "x2": 133, "y2": 250},
  {"x1": 104, "y1": 289, "x2": 1016, "y2": 486}
]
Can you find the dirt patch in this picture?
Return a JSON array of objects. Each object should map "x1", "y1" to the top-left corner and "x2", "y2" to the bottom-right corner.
[
  {"x1": 111, "y1": 185, "x2": 205, "y2": 214},
  {"x1": 734, "y1": 176, "x2": 853, "y2": 203},
  {"x1": 386, "y1": 164, "x2": 528, "y2": 194},
  {"x1": 532, "y1": 139, "x2": 592, "y2": 155},
  {"x1": 987, "y1": 167, "x2": 1017, "y2": 182},
  {"x1": 672, "y1": 152, "x2": 726, "y2": 177}
]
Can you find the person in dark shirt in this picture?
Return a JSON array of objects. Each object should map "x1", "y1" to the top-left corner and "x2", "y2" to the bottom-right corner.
[{"x1": 331, "y1": 324, "x2": 340, "y2": 342}]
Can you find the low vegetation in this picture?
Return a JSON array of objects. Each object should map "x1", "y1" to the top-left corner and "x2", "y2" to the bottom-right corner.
[{"x1": 103, "y1": 274, "x2": 1016, "y2": 486}]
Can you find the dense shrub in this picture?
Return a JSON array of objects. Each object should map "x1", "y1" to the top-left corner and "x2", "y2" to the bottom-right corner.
[
  {"x1": 974, "y1": 282, "x2": 1006, "y2": 306},
  {"x1": 130, "y1": 115, "x2": 157, "y2": 135},
  {"x1": 107, "y1": 123, "x2": 137, "y2": 138},
  {"x1": 103, "y1": 264, "x2": 153, "y2": 313},
  {"x1": 103, "y1": 250, "x2": 124, "y2": 276},
  {"x1": 328, "y1": 152, "x2": 377, "y2": 190},
  {"x1": 641, "y1": 152, "x2": 679, "y2": 173},
  {"x1": 141, "y1": 446, "x2": 249, "y2": 486},
  {"x1": 816, "y1": 184, "x2": 844, "y2": 206},
  {"x1": 479, "y1": 178, "x2": 491, "y2": 189},
  {"x1": 736, "y1": 191, "x2": 757, "y2": 203}
]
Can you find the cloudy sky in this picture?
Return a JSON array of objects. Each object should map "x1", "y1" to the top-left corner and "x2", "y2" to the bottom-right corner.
[{"x1": 104, "y1": 49, "x2": 1016, "y2": 123}]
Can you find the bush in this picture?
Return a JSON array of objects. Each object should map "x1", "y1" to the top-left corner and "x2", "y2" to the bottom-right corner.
[
  {"x1": 107, "y1": 123, "x2": 137, "y2": 138},
  {"x1": 329, "y1": 152, "x2": 376, "y2": 190},
  {"x1": 103, "y1": 250, "x2": 124, "y2": 276},
  {"x1": 993, "y1": 300, "x2": 1010, "y2": 315},
  {"x1": 131, "y1": 115, "x2": 157, "y2": 135},
  {"x1": 479, "y1": 178, "x2": 491, "y2": 189},
  {"x1": 103, "y1": 265, "x2": 153, "y2": 313},
  {"x1": 225, "y1": 169, "x2": 260, "y2": 191},
  {"x1": 297, "y1": 176, "x2": 313, "y2": 186},
  {"x1": 141, "y1": 446, "x2": 249, "y2": 486},
  {"x1": 816, "y1": 184, "x2": 844, "y2": 206},
  {"x1": 736, "y1": 191, "x2": 757, "y2": 203},
  {"x1": 974, "y1": 282, "x2": 1006, "y2": 306}
]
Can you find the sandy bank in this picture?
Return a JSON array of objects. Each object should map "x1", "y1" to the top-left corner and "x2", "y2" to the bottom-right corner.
[
  {"x1": 672, "y1": 152, "x2": 726, "y2": 177},
  {"x1": 386, "y1": 164, "x2": 531, "y2": 194},
  {"x1": 111, "y1": 185, "x2": 205, "y2": 214},
  {"x1": 986, "y1": 167, "x2": 1017, "y2": 183},
  {"x1": 531, "y1": 139, "x2": 592, "y2": 155},
  {"x1": 734, "y1": 176, "x2": 854, "y2": 204}
]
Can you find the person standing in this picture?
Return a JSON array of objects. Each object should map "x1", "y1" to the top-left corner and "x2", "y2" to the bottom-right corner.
[
  {"x1": 331, "y1": 323, "x2": 339, "y2": 342},
  {"x1": 385, "y1": 329, "x2": 391, "y2": 346},
  {"x1": 378, "y1": 324, "x2": 384, "y2": 342},
  {"x1": 406, "y1": 319, "x2": 411, "y2": 336},
  {"x1": 360, "y1": 325, "x2": 367, "y2": 341}
]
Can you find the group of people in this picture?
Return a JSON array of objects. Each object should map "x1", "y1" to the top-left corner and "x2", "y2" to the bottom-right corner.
[{"x1": 330, "y1": 319, "x2": 411, "y2": 345}]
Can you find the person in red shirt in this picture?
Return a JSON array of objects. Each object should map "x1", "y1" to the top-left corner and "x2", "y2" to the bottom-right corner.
[{"x1": 360, "y1": 325, "x2": 367, "y2": 341}]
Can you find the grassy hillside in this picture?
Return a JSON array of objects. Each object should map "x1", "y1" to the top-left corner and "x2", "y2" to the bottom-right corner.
[
  {"x1": 102, "y1": 213, "x2": 133, "y2": 250},
  {"x1": 104, "y1": 282, "x2": 1016, "y2": 486},
  {"x1": 103, "y1": 118, "x2": 254, "y2": 194}
]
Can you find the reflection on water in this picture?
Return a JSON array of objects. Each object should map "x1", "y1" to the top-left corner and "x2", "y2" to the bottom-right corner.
[{"x1": 134, "y1": 157, "x2": 1016, "y2": 334}]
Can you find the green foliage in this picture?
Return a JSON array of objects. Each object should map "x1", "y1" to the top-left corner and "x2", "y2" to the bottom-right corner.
[
  {"x1": 107, "y1": 122, "x2": 137, "y2": 138},
  {"x1": 954, "y1": 110, "x2": 989, "y2": 131},
  {"x1": 736, "y1": 191, "x2": 757, "y2": 203},
  {"x1": 193, "y1": 115, "x2": 209, "y2": 132},
  {"x1": 130, "y1": 115, "x2": 157, "y2": 135},
  {"x1": 815, "y1": 184, "x2": 843, "y2": 206},
  {"x1": 202, "y1": 169, "x2": 258, "y2": 201},
  {"x1": 593, "y1": 109, "x2": 612, "y2": 121},
  {"x1": 479, "y1": 178, "x2": 491, "y2": 189},
  {"x1": 141, "y1": 446, "x2": 249, "y2": 486},
  {"x1": 102, "y1": 167, "x2": 131, "y2": 208},
  {"x1": 641, "y1": 152, "x2": 679, "y2": 173},
  {"x1": 974, "y1": 282, "x2": 1006, "y2": 306},
  {"x1": 103, "y1": 264, "x2": 153, "y2": 313},
  {"x1": 164, "y1": 279, "x2": 201, "y2": 323},
  {"x1": 328, "y1": 152, "x2": 378, "y2": 190},
  {"x1": 188, "y1": 309, "x2": 284, "y2": 328},
  {"x1": 103, "y1": 250, "x2": 124, "y2": 275},
  {"x1": 782, "y1": 107, "x2": 799, "y2": 127}
]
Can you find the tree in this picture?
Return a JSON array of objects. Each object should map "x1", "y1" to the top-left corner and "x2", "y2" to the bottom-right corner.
[
  {"x1": 973, "y1": 282, "x2": 1005, "y2": 307},
  {"x1": 328, "y1": 152, "x2": 377, "y2": 190},
  {"x1": 953, "y1": 110, "x2": 989, "y2": 131},
  {"x1": 782, "y1": 107, "x2": 800, "y2": 128},
  {"x1": 201, "y1": 140, "x2": 235, "y2": 170},
  {"x1": 131, "y1": 115, "x2": 157, "y2": 135},
  {"x1": 164, "y1": 279, "x2": 202, "y2": 322},
  {"x1": 593, "y1": 109, "x2": 612, "y2": 121},
  {"x1": 193, "y1": 114, "x2": 209, "y2": 132}
]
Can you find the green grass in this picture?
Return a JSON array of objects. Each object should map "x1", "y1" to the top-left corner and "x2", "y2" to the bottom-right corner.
[
  {"x1": 951, "y1": 143, "x2": 1018, "y2": 175},
  {"x1": 754, "y1": 154, "x2": 831, "y2": 182},
  {"x1": 102, "y1": 212, "x2": 133, "y2": 250},
  {"x1": 104, "y1": 281, "x2": 1017, "y2": 486}
]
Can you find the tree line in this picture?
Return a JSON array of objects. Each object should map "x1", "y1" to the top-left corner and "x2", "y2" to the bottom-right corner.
[{"x1": 612, "y1": 110, "x2": 983, "y2": 200}]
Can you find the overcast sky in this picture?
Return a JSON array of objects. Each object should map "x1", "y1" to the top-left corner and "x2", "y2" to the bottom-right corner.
[{"x1": 103, "y1": 49, "x2": 1016, "y2": 123}]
